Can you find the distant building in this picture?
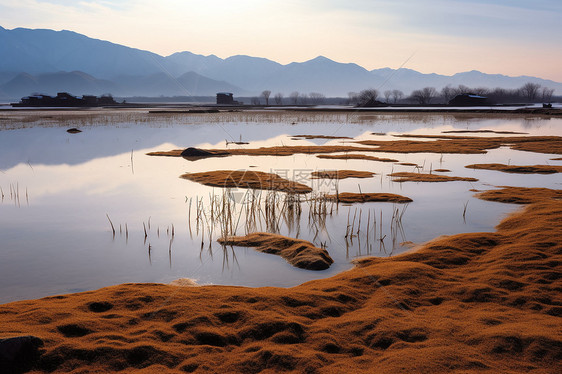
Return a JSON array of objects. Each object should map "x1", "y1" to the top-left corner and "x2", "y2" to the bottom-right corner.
[
  {"x1": 449, "y1": 94, "x2": 488, "y2": 106},
  {"x1": 216, "y1": 92, "x2": 241, "y2": 105},
  {"x1": 12, "y1": 92, "x2": 117, "y2": 107}
]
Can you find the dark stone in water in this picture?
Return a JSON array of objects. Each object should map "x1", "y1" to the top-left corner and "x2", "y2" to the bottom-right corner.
[
  {"x1": 180, "y1": 147, "x2": 215, "y2": 157},
  {"x1": 180, "y1": 147, "x2": 229, "y2": 160},
  {"x1": 66, "y1": 128, "x2": 82, "y2": 134},
  {"x1": 0, "y1": 335, "x2": 44, "y2": 373}
]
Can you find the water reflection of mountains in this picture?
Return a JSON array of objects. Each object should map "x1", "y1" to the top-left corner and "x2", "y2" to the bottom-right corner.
[{"x1": 0, "y1": 117, "x2": 549, "y2": 170}]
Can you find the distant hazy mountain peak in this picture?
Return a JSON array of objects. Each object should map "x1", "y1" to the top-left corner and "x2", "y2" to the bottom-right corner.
[{"x1": 1, "y1": 25, "x2": 561, "y2": 99}]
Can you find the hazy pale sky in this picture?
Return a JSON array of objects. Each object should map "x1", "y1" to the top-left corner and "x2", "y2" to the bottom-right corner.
[{"x1": 1, "y1": 0, "x2": 561, "y2": 81}]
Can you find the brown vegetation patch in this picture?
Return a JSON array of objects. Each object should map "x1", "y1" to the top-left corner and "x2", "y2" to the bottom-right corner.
[
  {"x1": 551, "y1": 157, "x2": 562, "y2": 161},
  {"x1": 433, "y1": 169, "x2": 451, "y2": 172},
  {"x1": 1, "y1": 194, "x2": 561, "y2": 373},
  {"x1": 317, "y1": 154, "x2": 399, "y2": 162},
  {"x1": 324, "y1": 192, "x2": 412, "y2": 204},
  {"x1": 149, "y1": 136, "x2": 562, "y2": 161},
  {"x1": 292, "y1": 134, "x2": 352, "y2": 140},
  {"x1": 466, "y1": 163, "x2": 562, "y2": 174},
  {"x1": 218, "y1": 233, "x2": 333, "y2": 270},
  {"x1": 441, "y1": 129, "x2": 528, "y2": 134},
  {"x1": 180, "y1": 170, "x2": 312, "y2": 194},
  {"x1": 390, "y1": 172, "x2": 478, "y2": 182},
  {"x1": 398, "y1": 162, "x2": 420, "y2": 167},
  {"x1": 148, "y1": 145, "x2": 381, "y2": 159},
  {"x1": 357, "y1": 135, "x2": 562, "y2": 154},
  {"x1": 475, "y1": 186, "x2": 562, "y2": 204},
  {"x1": 310, "y1": 170, "x2": 375, "y2": 179}
]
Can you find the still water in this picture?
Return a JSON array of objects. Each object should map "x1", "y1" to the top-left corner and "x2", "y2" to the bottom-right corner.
[{"x1": 0, "y1": 110, "x2": 560, "y2": 303}]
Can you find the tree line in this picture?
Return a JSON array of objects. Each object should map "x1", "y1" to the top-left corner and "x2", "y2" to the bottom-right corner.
[{"x1": 250, "y1": 82, "x2": 556, "y2": 106}]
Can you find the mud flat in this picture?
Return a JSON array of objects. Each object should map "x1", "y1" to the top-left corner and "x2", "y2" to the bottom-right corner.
[
  {"x1": 0, "y1": 189, "x2": 560, "y2": 373},
  {"x1": 218, "y1": 233, "x2": 333, "y2": 270}
]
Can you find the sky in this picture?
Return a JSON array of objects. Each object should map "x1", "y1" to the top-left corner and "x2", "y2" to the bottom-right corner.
[{"x1": 1, "y1": 0, "x2": 561, "y2": 81}]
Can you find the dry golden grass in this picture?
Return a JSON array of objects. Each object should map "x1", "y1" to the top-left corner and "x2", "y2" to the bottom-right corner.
[
  {"x1": 148, "y1": 145, "x2": 379, "y2": 158},
  {"x1": 218, "y1": 232, "x2": 333, "y2": 270},
  {"x1": 441, "y1": 129, "x2": 528, "y2": 134},
  {"x1": 398, "y1": 162, "x2": 420, "y2": 167},
  {"x1": 433, "y1": 168, "x2": 451, "y2": 172},
  {"x1": 180, "y1": 170, "x2": 312, "y2": 194},
  {"x1": 1, "y1": 195, "x2": 560, "y2": 373},
  {"x1": 316, "y1": 154, "x2": 399, "y2": 162},
  {"x1": 292, "y1": 134, "x2": 352, "y2": 140},
  {"x1": 466, "y1": 163, "x2": 562, "y2": 174},
  {"x1": 475, "y1": 186, "x2": 562, "y2": 204},
  {"x1": 310, "y1": 170, "x2": 375, "y2": 179},
  {"x1": 357, "y1": 135, "x2": 562, "y2": 154},
  {"x1": 390, "y1": 172, "x2": 478, "y2": 182},
  {"x1": 325, "y1": 192, "x2": 413, "y2": 203},
  {"x1": 148, "y1": 136, "x2": 562, "y2": 162}
]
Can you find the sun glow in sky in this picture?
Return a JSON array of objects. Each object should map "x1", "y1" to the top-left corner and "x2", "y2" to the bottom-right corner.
[{"x1": 1, "y1": 0, "x2": 561, "y2": 81}]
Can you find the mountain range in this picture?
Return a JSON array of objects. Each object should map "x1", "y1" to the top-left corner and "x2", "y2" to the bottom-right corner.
[{"x1": 1, "y1": 26, "x2": 561, "y2": 100}]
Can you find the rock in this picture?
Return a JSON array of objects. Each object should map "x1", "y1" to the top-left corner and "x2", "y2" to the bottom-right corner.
[
  {"x1": 180, "y1": 147, "x2": 215, "y2": 157},
  {"x1": 180, "y1": 147, "x2": 229, "y2": 160},
  {"x1": 66, "y1": 128, "x2": 82, "y2": 134},
  {"x1": 0, "y1": 335, "x2": 44, "y2": 373}
]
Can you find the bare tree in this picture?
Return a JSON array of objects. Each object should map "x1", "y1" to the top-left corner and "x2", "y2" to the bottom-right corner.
[
  {"x1": 347, "y1": 92, "x2": 359, "y2": 105},
  {"x1": 520, "y1": 82, "x2": 541, "y2": 102},
  {"x1": 251, "y1": 97, "x2": 261, "y2": 105},
  {"x1": 455, "y1": 85, "x2": 471, "y2": 96},
  {"x1": 472, "y1": 87, "x2": 489, "y2": 96},
  {"x1": 261, "y1": 90, "x2": 271, "y2": 105},
  {"x1": 289, "y1": 91, "x2": 300, "y2": 105},
  {"x1": 274, "y1": 93, "x2": 284, "y2": 105},
  {"x1": 541, "y1": 87, "x2": 555, "y2": 103},
  {"x1": 300, "y1": 94, "x2": 309, "y2": 105},
  {"x1": 441, "y1": 85, "x2": 455, "y2": 103},
  {"x1": 411, "y1": 87, "x2": 437, "y2": 105},
  {"x1": 309, "y1": 92, "x2": 326, "y2": 105},
  {"x1": 384, "y1": 90, "x2": 392, "y2": 103},
  {"x1": 391, "y1": 89, "x2": 403, "y2": 104},
  {"x1": 357, "y1": 89, "x2": 379, "y2": 106}
]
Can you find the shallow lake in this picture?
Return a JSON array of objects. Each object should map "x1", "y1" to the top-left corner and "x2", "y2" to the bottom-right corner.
[{"x1": 1, "y1": 110, "x2": 561, "y2": 303}]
